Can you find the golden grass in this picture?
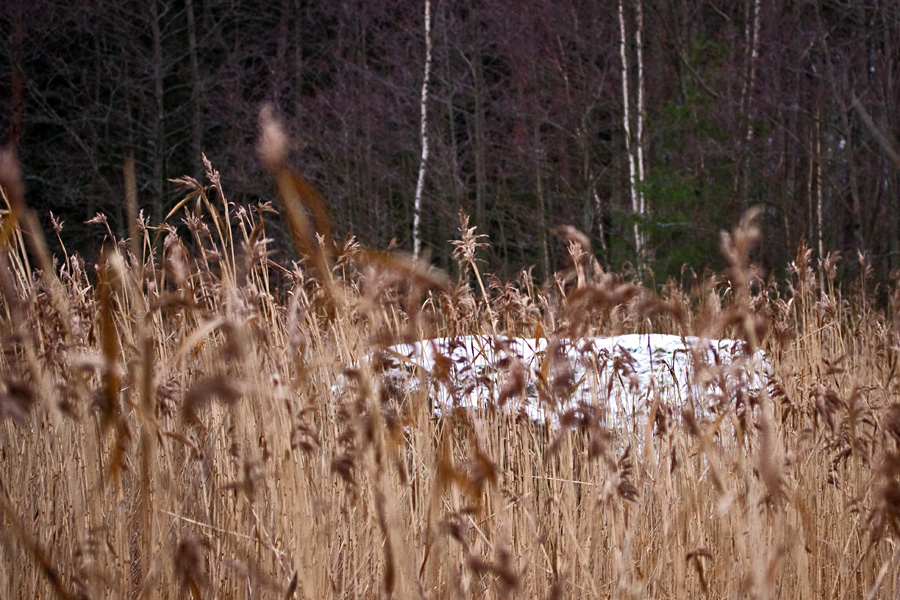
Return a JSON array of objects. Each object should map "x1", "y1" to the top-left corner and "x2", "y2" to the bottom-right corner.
[{"x1": 1, "y1": 141, "x2": 899, "y2": 599}]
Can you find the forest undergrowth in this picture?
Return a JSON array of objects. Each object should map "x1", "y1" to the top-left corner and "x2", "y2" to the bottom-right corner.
[{"x1": 1, "y1": 134, "x2": 900, "y2": 599}]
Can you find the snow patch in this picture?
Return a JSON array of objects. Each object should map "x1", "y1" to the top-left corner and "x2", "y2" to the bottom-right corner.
[{"x1": 376, "y1": 334, "x2": 769, "y2": 427}]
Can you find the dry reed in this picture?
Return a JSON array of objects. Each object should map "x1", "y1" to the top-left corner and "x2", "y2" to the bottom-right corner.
[{"x1": 1, "y1": 134, "x2": 899, "y2": 599}]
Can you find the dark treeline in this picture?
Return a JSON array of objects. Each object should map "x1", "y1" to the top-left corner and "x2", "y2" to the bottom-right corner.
[{"x1": 2, "y1": 0, "x2": 899, "y2": 287}]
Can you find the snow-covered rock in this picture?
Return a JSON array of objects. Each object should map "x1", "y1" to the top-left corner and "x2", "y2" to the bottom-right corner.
[{"x1": 376, "y1": 334, "x2": 769, "y2": 427}]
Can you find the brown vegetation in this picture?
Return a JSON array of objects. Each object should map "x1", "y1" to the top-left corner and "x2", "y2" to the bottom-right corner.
[{"x1": 1, "y1": 148, "x2": 900, "y2": 598}]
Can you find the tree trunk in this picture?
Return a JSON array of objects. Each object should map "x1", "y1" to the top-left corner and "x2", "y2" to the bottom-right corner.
[
  {"x1": 618, "y1": 0, "x2": 643, "y2": 272},
  {"x1": 635, "y1": 0, "x2": 646, "y2": 229},
  {"x1": 471, "y1": 50, "x2": 488, "y2": 231},
  {"x1": 186, "y1": 0, "x2": 203, "y2": 178},
  {"x1": 150, "y1": 0, "x2": 166, "y2": 223},
  {"x1": 816, "y1": 107, "x2": 825, "y2": 295},
  {"x1": 534, "y1": 134, "x2": 550, "y2": 282},
  {"x1": 815, "y1": 2, "x2": 864, "y2": 257},
  {"x1": 293, "y1": 0, "x2": 304, "y2": 97},
  {"x1": 9, "y1": 0, "x2": 24, "y2": 146},
  {"x1": 738, "y1": 0, "x2": 761, "y2": 212},
  {"x1": 783, "y1": 82, "x2": 798, "y2": 257},
  {"x1": 412, "y1": 0, "x2": 432, "y2": 260}
]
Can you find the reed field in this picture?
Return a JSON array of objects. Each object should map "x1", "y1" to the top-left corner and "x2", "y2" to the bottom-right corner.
[{"x1": 1, "y1": 137, "x2": 900, "y2": 599}]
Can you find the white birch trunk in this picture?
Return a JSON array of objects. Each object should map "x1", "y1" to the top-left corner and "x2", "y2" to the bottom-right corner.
[
  {"x1": 745, "y1": 0, "x2": 762, "y2": 147},
  {"x1": 618, "y1": 0, "x2": 642, "y2": 268},
  {"x1": 412, "y1": 0, "x2": 432, "y2": 261},
  {"x1": 635, "y1": 0, "x2": 646, "y2": 244},
  {"x1": 594, "y1": 192, "x2": 608, "y2": 255}
]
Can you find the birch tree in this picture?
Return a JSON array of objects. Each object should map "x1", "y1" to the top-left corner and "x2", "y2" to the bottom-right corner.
[
  {"x1": 738, "y1": 0, "x2": 761, "y2": 210},
  {"x1": 618, "y1": 0, "x2": 646, "y2": 271},
  {"x1": 412, "y1": 0, "x2": 433, "y2": 261},
  {"x1": 635, "y1": 0, "x2": 646, "y2": 242}
]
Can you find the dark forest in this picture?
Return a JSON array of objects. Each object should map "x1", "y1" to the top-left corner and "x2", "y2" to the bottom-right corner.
[{"x1": 3, "y1": 0, "x2": 900, "y2": 287}]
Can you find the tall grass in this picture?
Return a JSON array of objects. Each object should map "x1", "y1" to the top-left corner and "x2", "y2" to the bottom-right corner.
[{"x1": 1, "y1": 138, "x2": 899, "y2": 599}]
